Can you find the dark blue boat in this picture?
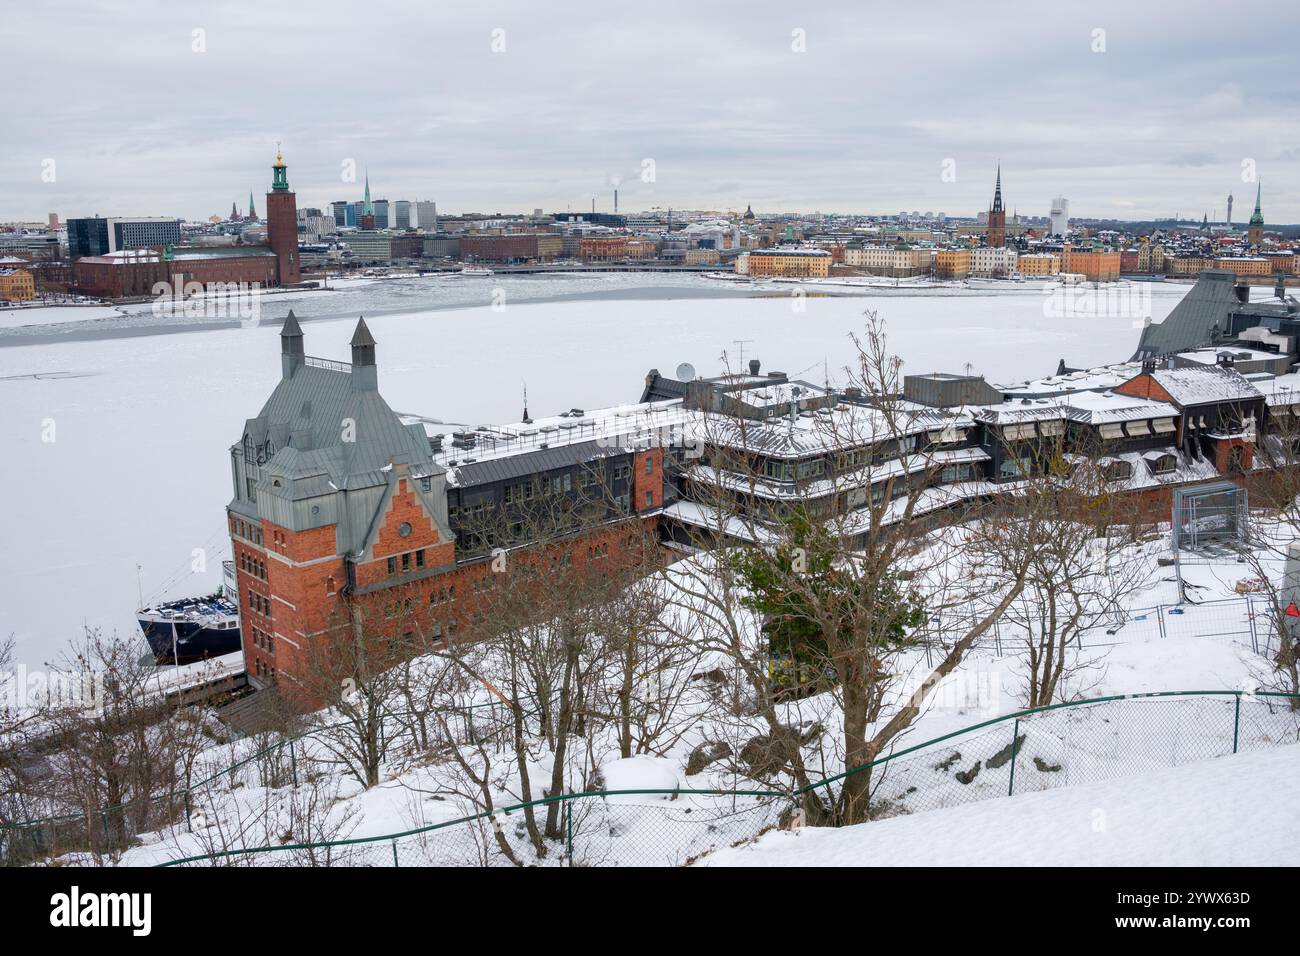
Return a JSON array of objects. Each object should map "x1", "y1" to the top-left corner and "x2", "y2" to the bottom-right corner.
[{"x1": 137, "y1": 584, "x2": 242, "y2": 666}]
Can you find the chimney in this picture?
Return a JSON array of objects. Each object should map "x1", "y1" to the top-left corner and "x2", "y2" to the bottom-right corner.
[
  {"x1": 280, "y1": 310, "x2": 304, "y2": 379},
  {"x1": 350, "y1": 316, "x2": 377, "y2": 391},
  {"x1": 748, "y1": 358, "x2": 761, "y2": 376}
]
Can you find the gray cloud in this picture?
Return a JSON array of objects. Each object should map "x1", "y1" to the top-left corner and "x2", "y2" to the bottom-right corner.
[{"x1": 3, "y1": 0, "x2": 1298, "y2": 222}]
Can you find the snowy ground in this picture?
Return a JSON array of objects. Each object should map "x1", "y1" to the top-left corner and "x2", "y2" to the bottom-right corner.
[
  {"x1": 0, "y1": 284, "x2": 1189, "y2": 670},
  {"x1": 703, "y1": 744, "x2": 1300, "y2": 867}
]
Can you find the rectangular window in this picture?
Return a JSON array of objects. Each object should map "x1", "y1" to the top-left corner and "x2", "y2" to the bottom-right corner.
[
  {"x1": 387, "y1": 557, "x2": 397, "y2": 575},
  {"x1": 416, "y1": 549, "x2": 425, "y2": 568},
  {"x1": 645, "y1": 456, "x2": 654, "y2": 474},
  {"x1": 402, "y1": 552, "x2": 411, "y2": 571},
  {"x1": 644, "y1": 491, "x2": 653, "y2": 508}
]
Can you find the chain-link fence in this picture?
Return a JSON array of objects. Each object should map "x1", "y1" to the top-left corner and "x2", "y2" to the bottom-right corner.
[
  {"x1": 0, "y1": 696, "x2": 535, "y2": 867},
  {"x1": 918, "y1": 595, "x2": 1272, "y2": 666},
  {"x1": 151, "y1": 690, "x2": 1299, "y2": 869}
]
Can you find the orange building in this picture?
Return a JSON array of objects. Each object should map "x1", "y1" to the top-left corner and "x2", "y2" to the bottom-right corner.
[
  {"x1": 0, "y1": 267, "x2": 36, "y2": 301},
  {"x1": 1061, "y1": 246, "x2": 1121, "y2": 282}
]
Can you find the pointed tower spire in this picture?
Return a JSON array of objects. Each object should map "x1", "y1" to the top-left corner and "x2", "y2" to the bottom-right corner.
[
  {"x1": 280, "y1": 310, "x2": 304, "y2": 378},
  {"x1": 364, "y1": 171, "x2": 373, "y2": 215},
  {"x1": 350, "y1": 316, "x2": 377, "y2": 390},
  {"x1": 248, "y1": 190, "x2": 257, "y2": 220},
  {"x1": 991, "y1": 164, "x2": 1004, "y2": 213}
]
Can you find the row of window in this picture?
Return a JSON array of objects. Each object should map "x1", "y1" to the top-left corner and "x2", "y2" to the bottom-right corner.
[
  {"x1": 239, "y1": 551, "x2": 267, "y2": 581},
  {"x1": 254, "y1": 659, "x2": 277, "y2": 684},
  {"x1": 251, "y1": 625, "x2": 275, "y2": 654},
  {"x1": 247, "y1": 589, "x2": 272, "y2": 618},
  {"x1": 232, "y1": 517, "x2": 264, "y2": 547},
  {"x1": 386, "y1": 549, "x2": 426, "y2": 575}
]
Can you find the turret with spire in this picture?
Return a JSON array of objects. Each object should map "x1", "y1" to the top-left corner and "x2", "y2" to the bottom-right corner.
[
  {"x1": 350, "y1": 317, "x2": 377, "y2": 391},
  {"x1": 248, "y1": 190, "x2": 257, "y2": 221},
  {"x1": 280, "y1": 310, "x2": 304, "y2": 379},
  {"x1": 1248, "y1": 182, "x2": 1265, "y2": 246}
]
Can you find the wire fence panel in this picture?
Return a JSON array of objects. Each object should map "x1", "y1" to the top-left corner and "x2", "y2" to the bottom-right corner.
[{"x1": 10, "y1": 691, "x2": 1299, "y2": 868}]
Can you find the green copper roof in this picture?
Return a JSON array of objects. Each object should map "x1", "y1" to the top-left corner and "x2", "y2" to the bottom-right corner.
[{"x1": 1249, "y1": 183, "x2": 1264, "y2": 227}]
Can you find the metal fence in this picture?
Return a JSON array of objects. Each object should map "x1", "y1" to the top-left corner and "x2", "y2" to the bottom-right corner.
[
  {"x1": 919, "y1": 594, "x2": 1278, "y2": 666},
  {"x1": 0, "y1": 697, "x2": 531, "y2": 866},
  {"x1": 154, "y1": 690, "x2": 1300, "y2": 868}
]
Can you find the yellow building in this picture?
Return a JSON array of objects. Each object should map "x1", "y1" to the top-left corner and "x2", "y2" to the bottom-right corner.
[
  {"x1": 1017, "y1": 253, "x2": 1061, "y2": 276},
  {"x1": 0, "y1": 268, "x2": 36, "y2": 301},
  {"x1": 1212, "y1": 256, "x2": 1270, "y2": 278},
  {"x1": 933, "y1": 247, "x2": 971, "y2": 279},
  {"x1": 1136, "y1": 240, "x2": 1165, "y2": 273},
  {"x1": 1166, "y1": 256, "x2": 1207, "y2": 276},
  {"x1": 738, "y1": 248, "x2": 831, "y2": 278}
]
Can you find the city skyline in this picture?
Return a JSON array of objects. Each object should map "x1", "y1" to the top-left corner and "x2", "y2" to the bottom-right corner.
[{"x1": 3, "y1": 1, "x2": 1299, "y2": 222}]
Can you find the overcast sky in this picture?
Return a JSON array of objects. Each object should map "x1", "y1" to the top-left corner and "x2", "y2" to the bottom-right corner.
[{"x1": 4, "y1": 0, "x2": 1299, "y2": 223}]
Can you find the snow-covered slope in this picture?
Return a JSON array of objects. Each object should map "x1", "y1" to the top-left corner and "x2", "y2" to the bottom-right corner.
[{"x1": 704, "y1": 745, "x2": 1300, "y2": 867}]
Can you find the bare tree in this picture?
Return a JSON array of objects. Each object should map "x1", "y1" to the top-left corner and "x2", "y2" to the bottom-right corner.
[{"x1": 663, "y1": 313, "x2": 1039, "y2": 825}]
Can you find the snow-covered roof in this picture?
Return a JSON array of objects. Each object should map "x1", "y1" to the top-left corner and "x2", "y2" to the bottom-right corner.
[
  {"x1": 1057, "y1": 390, "x2": 1180, "y2": 425},
  {"x1": 1147, "y1": 366, "x2": 1262, "y2": 405}
]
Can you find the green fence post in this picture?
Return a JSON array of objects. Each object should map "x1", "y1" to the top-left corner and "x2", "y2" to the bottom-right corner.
[
  {"x1": 391, "y1": 838, "x2": 399, "y2": 866},
  {"x1": 290, "y1": 739, "x2": 299, "y2": 787},
  {"x1": 565, "y1": 800, "x2": 573, "y2": 867},
  {"x1": 1232, "y1": 693, "x2": 1241, "y2": 754},
  {"x1": 1007, "y1": 718, "x2": 1020, "y2": 797},
  {"x1": 184, "y1": 790, "x2": 192, "y2": 830}
]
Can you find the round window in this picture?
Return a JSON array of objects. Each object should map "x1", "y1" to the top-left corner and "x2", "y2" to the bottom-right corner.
[{"x1": 398, "y1": 522, "x2": 412, "y2": 538}]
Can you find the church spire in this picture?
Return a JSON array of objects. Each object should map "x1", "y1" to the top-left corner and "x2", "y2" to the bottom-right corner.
[
  {"x1": 1249, "y1": 182, "x2": 1264, "y2": 226},
  {"x1": 363, "y1": 170, "x2": 373, "y2": 215},
  {"x1": 248, "y1": 190, "x2": 257, "y2": 220},
  {"x1": 991, "y1": 164, "x2": 1004, "y2": 213}
]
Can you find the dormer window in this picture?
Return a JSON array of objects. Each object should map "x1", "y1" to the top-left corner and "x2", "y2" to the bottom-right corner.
[
  {"x1": 1103, "y1": 460, "x2": 1132, "y2": 482},
  {"x1": 1146, "y1": 453, "x2": 1178, "y2": 476}
]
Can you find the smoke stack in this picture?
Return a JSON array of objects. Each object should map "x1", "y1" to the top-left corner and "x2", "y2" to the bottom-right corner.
[
  {"x1": 749, "y1": 358, "x2": 761, "y2": 376},
  {"x1": 614, "y1": 188, "x2": 618, "y2": 214}
]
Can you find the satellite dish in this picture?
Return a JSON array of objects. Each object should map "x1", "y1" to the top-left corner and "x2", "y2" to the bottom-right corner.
[{"x1": 675, "y1": 362, "x2": 697, "y2": 381}]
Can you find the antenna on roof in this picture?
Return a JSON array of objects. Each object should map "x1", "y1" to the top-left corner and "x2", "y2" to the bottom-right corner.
[{"x1": 521, "y1": 382, "x2": 531, "y2": 424}]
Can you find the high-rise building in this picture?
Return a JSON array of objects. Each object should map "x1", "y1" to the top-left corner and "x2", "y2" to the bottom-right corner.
[
  {"x1": 415, "y1": 200, "x2": 437, "y2": 232},
  {"x1": 1050, "y1": 197, "x2": 1069, "y2": 237},
  {"x1": 66, "y1": 216, "x2": 182, "y2": 258},
  {"x1": 393, "y1": 200, "x2": 411, "y2": 230},
  {"x1": 373, "y1": 199, "x2": 390, "y2": 230},
  {"x1": 986, "y1": 167, "x2": 1006, "y2": 248},
  {"x1": 265, "y1": 148, "x2": 301, "y2": 285},
  {"x1": 112, "y1": 218, "x2": 183, "y2": 251},
  {"x1": 66, "y1": 217, "x2": 111, "y2": 258}
]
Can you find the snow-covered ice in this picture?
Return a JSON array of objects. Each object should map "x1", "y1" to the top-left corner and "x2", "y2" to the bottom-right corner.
[{"x1": 0, "y1": 287, "x2": 1190, "y2": 669}]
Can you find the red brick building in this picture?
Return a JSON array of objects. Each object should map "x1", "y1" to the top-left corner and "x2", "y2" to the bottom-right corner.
[
  {"x1": 73, "y1": 149, "x2": 301, "y2": 298},
  {"x1": 229, "y1": 314, "x2": 665, "y2": 703},
  {"x1": 265, "y1": 148, "x2": 301, "y2": 286}
]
